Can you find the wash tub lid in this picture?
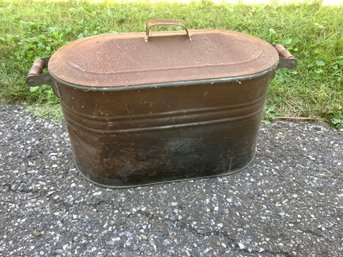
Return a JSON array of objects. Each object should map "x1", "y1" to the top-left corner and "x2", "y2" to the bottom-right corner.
[{"x1": 48, "y1": 21, "x2": 279, "y2": 88}]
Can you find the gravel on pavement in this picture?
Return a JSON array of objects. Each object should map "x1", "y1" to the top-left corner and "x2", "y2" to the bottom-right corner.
[{"x1": 0, "y1": 104, "x2": 342, "y2": 257}]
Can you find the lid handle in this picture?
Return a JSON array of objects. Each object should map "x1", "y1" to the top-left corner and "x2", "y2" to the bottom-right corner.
[{"x1": 145, "y1": 20, "x2": 191, "y2": 42}]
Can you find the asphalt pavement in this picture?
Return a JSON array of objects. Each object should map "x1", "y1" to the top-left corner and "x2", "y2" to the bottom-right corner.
[{"x1": 0, "y1": 104, "x2": 342, "y2": 257}]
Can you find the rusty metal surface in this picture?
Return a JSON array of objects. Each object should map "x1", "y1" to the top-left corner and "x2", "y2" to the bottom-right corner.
[
  {"x1": 56, "y1": 73, "x2": 275, "y2": 187},
  {"x1": 48, "y1": 30, "x2": 279, "y2": 88}
]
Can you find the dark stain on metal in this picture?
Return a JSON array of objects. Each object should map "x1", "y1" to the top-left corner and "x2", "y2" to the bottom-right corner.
[{"x1": 26, "y1": 20, "x2": 297, "y2": 188}]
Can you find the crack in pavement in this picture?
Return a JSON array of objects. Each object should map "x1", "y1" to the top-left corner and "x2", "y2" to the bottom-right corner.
[{"x1": 1, "y1": 184, "x2": 43, "y2": 195}]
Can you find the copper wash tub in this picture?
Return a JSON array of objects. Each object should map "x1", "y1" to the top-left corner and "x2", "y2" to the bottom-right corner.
[{"x1": 27, "y1": 20, "x2": 297, "y2": 188}]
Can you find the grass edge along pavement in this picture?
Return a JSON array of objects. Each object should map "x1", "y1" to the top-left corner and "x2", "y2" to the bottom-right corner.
[{"x1": 0, "y1": 0, "x2": 342, "y2": 127}]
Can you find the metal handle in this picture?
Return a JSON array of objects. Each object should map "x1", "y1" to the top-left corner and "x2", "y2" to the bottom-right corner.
[
  {"x1": 145, "y1": 20, "x2": 191, "y2": 42},
  {"x1": 26, "y1": 57, "x2": 52, "y2": 86},
  {"x1": 273, "y1": 44, "x2": 297, "y2": 69}
]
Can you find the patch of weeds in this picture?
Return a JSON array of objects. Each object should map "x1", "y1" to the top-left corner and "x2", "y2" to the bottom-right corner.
[
  {"x1": 14, "y1": 22, "x2": 72, "y2": 67},
  {"x1": 330, "y1": 108, "x2": 343, "y2": 129},
  {"x1": 262, "y1": 105, "x2": 282, "y2": 125},
  {"x1": 28, "y1": 85, "x2": 59, "y2": 104},
  {"x1": 27, "y1": 103, "x2": 63, "y2": 122}
]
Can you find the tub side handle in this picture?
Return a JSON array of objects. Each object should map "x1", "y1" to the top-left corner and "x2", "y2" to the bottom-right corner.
[
  {"x1": 273, "y1": 44, "x2": 297, "y2": 69},
  {"x1": 26, "y1": 57, "x2": 52, "y2": 86}
]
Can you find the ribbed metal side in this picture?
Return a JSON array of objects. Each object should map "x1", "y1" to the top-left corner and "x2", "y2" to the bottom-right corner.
[{"x1": 58, "y1": 73, "x2": 273, "y2": 187}]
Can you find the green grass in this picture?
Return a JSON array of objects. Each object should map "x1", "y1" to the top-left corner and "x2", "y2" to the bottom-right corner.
[{"x1": 0, "y1": 0, "x2": 342, "y2": 127}]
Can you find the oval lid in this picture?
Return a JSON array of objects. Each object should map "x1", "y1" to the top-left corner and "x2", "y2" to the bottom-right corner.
[{"x1": 48, "y1": 29, "x2": 279, "y2": 88}]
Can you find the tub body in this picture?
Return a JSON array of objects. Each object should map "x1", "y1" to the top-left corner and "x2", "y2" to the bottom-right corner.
[
  {"x1": 57, "y1": 74, "x2": 273, "y2": 187},
  {"x1": 26, "y1": 20, "x2": 296, "y2": 187}
]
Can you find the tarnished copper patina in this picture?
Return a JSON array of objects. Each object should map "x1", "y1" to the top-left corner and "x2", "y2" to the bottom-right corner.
[{"x1": 27, "y1": 20, "x2": 297, "y2": 188}]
